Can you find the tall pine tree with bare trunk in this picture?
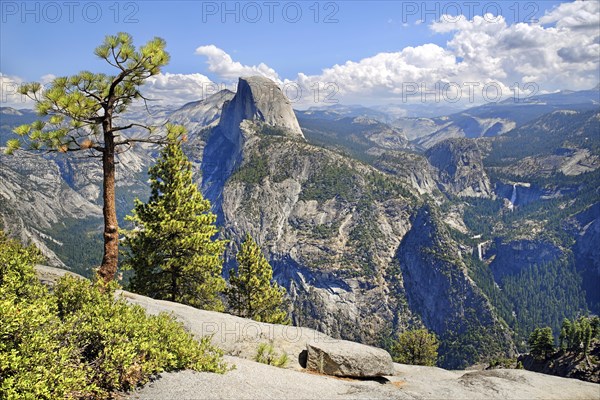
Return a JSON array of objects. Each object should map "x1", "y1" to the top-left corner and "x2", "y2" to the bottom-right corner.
[{"x1": 7, "y1": 32, "x2": 170, "y2": 283}]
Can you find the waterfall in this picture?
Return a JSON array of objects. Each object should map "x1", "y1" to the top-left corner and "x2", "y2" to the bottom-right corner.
[
  {"x1": 477, "y1": 243, "x2": 483, "y2": 260},
  {"x1": 508, "y1": 184, "x2": 517, "y2": 211}
]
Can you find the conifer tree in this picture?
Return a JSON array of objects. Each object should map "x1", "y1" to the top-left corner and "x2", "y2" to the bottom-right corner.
[
  {"x1": 559, "y1": 318, "x2": 572, "y2": 350},
  {"x1": 528, "y1": 327, "x2": 554, "y2": 359},
  {"x1": 579, "y1": 317, "x2": 593, "y2": 356},
  {"x1": 122, "y1": 126, "x2": 226, "y2": 311},
  {"x1": 8, "y1": 32, "x2": 171, "y2": 284},
  {"x1": 227, "y1": 234, "x2": 289, "y2": 324}
]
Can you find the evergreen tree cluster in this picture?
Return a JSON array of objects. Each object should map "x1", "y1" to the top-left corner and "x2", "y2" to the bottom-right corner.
[
  {"x1": 559, "y1": 316, "x2": 600, "y2": 355},
  {"x1": 122, "y1": 126, "x2": 226, "y2": 311},
  {"x1": 227, "y1": 234, "x2": 289, "y2": 324},
  {"x1": 526, "y1": 315, "x2": 600, "y2": 364}
]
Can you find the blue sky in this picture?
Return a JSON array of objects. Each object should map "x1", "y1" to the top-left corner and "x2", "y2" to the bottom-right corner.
[{"x1": 1, "y1": 1, "x2": 598, "y2": 109}]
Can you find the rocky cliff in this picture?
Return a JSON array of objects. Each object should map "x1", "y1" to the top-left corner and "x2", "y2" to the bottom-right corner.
[
  {"x1": 200, "y1": 78, "x2": 305, "y2": 215},
  {"x1": 426, "y1": 138, "x2": 494, "y2": 198},
  {"x1": 219, "y1": 76, "x2": 304, "y2": 141},
  {"x1": 396, "y1": 204, "x2": 515, "y2": 367},
  {"x1": 0, "y1": 150, "x2": 102, "y2": 267}
]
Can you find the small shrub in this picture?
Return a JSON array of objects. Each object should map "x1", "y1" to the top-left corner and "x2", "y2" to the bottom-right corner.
[
  {"x1": 516, "y1": 361, "x2": 524, "y2": 369},
  {"x1": 487, "y1": 357, "x2": 517, "y2": 369},
  {"x1": 391, "y1": 328, "x2": 439, "y2": 366},
  {"x1": 254, "y1": 342, "x2": 288, "y2": 368}
]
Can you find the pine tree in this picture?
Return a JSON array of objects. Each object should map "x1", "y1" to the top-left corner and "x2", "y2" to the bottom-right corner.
[
  {"x1": 122, "y1": 126, "x2": 226, "y2": 311},
  {"x1": 559, "y1": 318, "x2": 571, "y2": 350},
  {"x1": 391, "y1": 328, "x2": 439, "y2": 366},
  {"x1": 528, "y1": 327, "x2": 554, "y2": 359},
  {"x1": 579, "y1": 317, "x2": 593, "y2": 356},
  {"x1": 227, "y1": 234, "x2": 289, "y2": 324},
  {"x1": 8, "y1": 33, "x2": 171, "y2": 284}
]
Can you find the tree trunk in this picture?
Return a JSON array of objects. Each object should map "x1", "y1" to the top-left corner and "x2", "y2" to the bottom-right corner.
[
  {"x1": 171, "y1": 270, "x2": 178, "y2": 302},
  {"x1": 98, "y1": 130, "x2": 119, "y2": 284}
]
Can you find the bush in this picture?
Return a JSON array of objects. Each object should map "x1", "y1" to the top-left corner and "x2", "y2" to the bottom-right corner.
[
  {"x1": 254, "y1": 342, "x2": 288, "y2": 368},
  {"x1": 391, "y1": 328, "x2": 439, "y2": 366},
  {"x1": 0, "y1": 232, "x2": 227, "y2": 399}
]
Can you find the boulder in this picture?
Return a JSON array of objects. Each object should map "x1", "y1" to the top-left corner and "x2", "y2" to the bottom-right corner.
[{"x1": 306, "y1": 339, "x2": 394, "y2": 377}]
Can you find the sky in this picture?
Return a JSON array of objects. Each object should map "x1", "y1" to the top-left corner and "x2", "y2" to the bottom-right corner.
[{"x1": 1, "y1": 0, "x2": 599, "y2": 110}]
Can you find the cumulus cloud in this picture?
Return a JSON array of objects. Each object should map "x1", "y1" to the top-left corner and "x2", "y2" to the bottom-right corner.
[
  {"x1": 430, "y1": 12, "x2": 599, "y2": 92},
  {"x1": 0, "y1": 73, "x2": 37, "y2": 109},
  {"x1": 539, "y1": 0, "x2": 600, "y2": 30},
  {"x1": 7, "y1": 1, "x2": 599, "y2": 110},
  {"x1": 1, "y1": 72, "x2": 217, "y2": 109},
  {"x1": 288, "y1": 3, "x2": 599, "y2": 107},
  {"x1": 195, "y1": 45, "x2": 280, "y2": 83},
  {"x1": 141, "y1": 72, "x2": 215, "y2": 106}
]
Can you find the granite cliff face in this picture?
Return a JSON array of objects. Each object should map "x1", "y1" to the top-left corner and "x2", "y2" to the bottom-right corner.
[
  {"x1": 219, "y1": 76, "x2": 304, "y2": 141},
  {"x1": 396, "y1": 205, "x2": 515, "y2": 367},
  {"x1": 200, "y1": 77, "x2": 305, "y2": 213},
  {"x1": 0, "y1": 150, "x2": 102, "y2": 267},
  {"x1": 219, "y1": 132, "x2": 417, "y2": 342},
  {"x1": 426, "y1": 138, "x2": 494, "y2": 198}
]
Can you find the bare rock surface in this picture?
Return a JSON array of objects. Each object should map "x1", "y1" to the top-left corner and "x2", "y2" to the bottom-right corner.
[
  {"x1": 218, "y1": 76, "x2": 304, "y2": 141},
  {"x1": 306, "y1": 339, "x2": 394, "y2": 377},
  {"x1": 119, "y1": 289, "x2": 334, "y2": 370},
  {"x1": 127, "y1": 356, "x2": 600, "y2": 400}
]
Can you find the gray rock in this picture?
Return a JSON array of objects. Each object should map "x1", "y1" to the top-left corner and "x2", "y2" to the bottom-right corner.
[
  {"x1": 306, "y1": 339, "x2": 394, "y2": 377},
  {"x1": 126, "y1": 355, "x2": 600, "y2": 400},
  {"x1": 426, "y1": 137, "x2": 494, "y2": 198},
  {"x1": 169, "y1": 90, "x2": 235, "y2": 132},
  {"x1": 218, "y1": 76, "x2": 304, "y2": 141}
]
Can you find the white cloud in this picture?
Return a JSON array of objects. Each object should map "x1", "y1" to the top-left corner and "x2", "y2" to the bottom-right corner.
[
  {"x1": 431, "y1": 12, "x2": 599, "y2": 92},
  {"x1": 141, "y1": 72, "x2": 215, "y2": 106},
  {"x1": 0, "y1": 73, "x2": 36, "y2": 109},
  {"x1": 1, "y1": 72, "x2": 218, "y2": 109},
  {"x1": 539, "y1": 0, "x2": 600, "y2": 30},
  {"x1": 288, "y1": 4, "x2": 599, "y2": 107},
  {"x1": 195, "y1": 45, "x2": 280, "y2": 83},
  {"x1": 40, "y1": 74, "x2": 57, "y2": 85}
]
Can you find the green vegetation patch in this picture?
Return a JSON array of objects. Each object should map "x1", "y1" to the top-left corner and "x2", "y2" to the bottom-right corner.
[
  {"x1": 299, "y1": 162, "x2": 360, "y2": 203},
  {"x1": 0, "y1": 232, "x2": 226, "y2": 400}
]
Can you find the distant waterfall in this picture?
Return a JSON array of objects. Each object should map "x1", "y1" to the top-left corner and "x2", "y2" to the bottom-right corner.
[
  {"x1": 508, "y1": 184, "x2": 517, "y2": 211},
  {"x1": 477, "y1": 243, "x2": 483, "y2": 260}
]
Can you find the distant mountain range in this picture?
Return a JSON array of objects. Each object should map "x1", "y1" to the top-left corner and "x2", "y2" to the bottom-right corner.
[{"x1": 296, "y1": 86, "x2": 600, "y2": 149}]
